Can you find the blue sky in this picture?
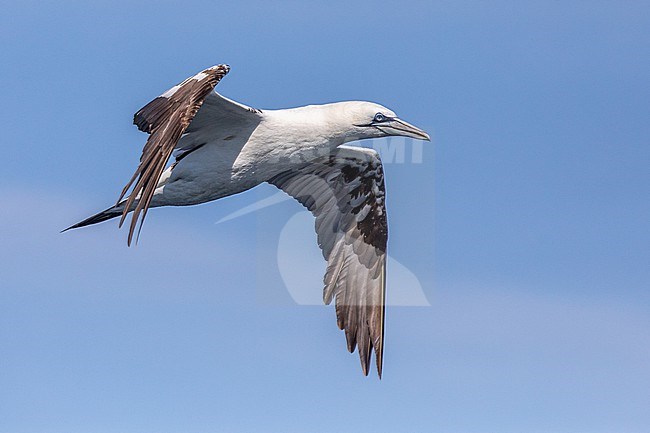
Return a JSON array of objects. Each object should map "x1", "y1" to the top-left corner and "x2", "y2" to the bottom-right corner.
[{"x1": 1, "y1": 1, "x2": 649, "y2": 432}]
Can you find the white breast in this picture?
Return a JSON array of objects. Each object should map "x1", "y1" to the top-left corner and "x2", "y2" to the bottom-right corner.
[{"x1": 156, "y1": 105, "x2": 347, "y2": 206}]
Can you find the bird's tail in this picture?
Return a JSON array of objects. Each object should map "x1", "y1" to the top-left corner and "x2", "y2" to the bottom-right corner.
[{"x1": 62, "y1": 202, "x2": 125, "y2": 232}]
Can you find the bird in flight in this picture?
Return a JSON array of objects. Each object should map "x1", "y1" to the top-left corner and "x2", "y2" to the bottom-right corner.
[{"x1": 65, "y1": 64, "x2": 430, "y2": 377}]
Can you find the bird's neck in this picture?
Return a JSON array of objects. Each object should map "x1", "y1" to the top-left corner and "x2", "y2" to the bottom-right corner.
[{"x1": 263, "y1": 104, "x2": 350, "y2": 149}]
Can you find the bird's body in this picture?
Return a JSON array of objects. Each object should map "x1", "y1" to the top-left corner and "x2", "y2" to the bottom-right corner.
[
  {"x1": 147, "y1": 101, "x2": 409, "y2": 209},
  {"x1": 150, "y1": 103, "x2": 352, "y2": 207},
  {"x1": 65, "y1": 65, "x2": 429, "y2": 377}
]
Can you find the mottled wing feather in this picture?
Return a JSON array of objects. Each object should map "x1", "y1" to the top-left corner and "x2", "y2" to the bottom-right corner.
[
  {"x1": 117, "y1": 64, "x2": 231, "y2": 245},
  {"x1": 269, "y1": 146, "x2": 388, "y2": 377}
]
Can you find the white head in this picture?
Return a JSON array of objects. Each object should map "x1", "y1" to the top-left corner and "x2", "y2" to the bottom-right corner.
[{"x1": 333, "y1": 101, "x2": 430, "y2": 143}]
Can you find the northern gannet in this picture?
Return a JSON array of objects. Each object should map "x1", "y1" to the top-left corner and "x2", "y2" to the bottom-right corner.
[{"x1": 65, "y1": 65, "x2": 430, "y2": 377}]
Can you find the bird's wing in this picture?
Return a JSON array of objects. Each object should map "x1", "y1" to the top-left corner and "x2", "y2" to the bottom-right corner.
[
  {"x1": 172, "y1": 91, "x2": 262, "y2": 162},
  {"x1": 268, "y1": 146, "x2": 388, "y2": 377},
  {"x1": 118, "y1": 64, "x2": 260, "y2": 245}
]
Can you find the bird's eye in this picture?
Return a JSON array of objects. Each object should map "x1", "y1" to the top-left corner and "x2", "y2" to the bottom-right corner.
[{"x1": 373, "y1": 113, "x2": 386, "y2": 123}]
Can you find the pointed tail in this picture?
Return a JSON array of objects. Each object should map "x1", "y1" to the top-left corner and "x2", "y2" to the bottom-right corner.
[{"x1": 61, "y1": 203, "x2": 124, "y2": 233}]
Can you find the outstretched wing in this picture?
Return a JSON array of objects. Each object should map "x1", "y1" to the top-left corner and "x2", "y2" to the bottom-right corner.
[
  {"x1": 268, "y1": 146, "x2": 388, "y2": 377},
  {"x1": 172, "y1": 91, "x2": 262, "y2": 163},
  {"x1": 117, "y1": 64, "x2": 230, "y2": 245}
]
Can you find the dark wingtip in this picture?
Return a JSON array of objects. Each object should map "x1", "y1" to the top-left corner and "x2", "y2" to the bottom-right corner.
[
  {"x1": 60, "y1": 224, "x2": 77, "y2": 233},
  {"x1": 61, "y1": 206, "x2": 121, "y2": 234},
  {"x1": 61, "y1": 219, "x2": 92, "y2": 233}
]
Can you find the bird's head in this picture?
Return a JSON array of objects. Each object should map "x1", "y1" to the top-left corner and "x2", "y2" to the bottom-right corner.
[{"x1": 341, "y1": 101, "x2": 430, "y2": 142}]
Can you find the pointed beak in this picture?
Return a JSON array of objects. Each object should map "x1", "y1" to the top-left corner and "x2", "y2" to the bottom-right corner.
[{"x1": 375, "y1": 118, "x2": 431, "y2": 141}]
